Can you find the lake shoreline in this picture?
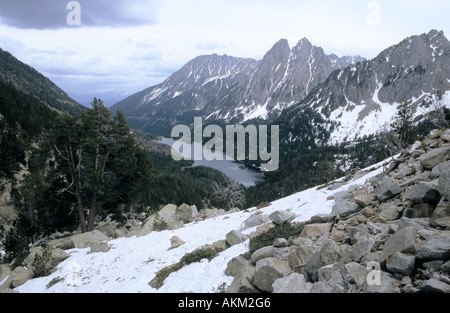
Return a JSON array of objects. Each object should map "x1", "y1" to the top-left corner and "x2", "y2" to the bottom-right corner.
[{"x1": 156, "y1": 138, "x2": 266, "y2": 187}]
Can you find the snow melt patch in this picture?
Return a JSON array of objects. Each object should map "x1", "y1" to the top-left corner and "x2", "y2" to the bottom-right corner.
[
  {"x1": 242, "y1": 103, "x2": 269, "y2": 122},
  {"x1": 15, "y1": 158, "x2": 391, "y2": 293}
]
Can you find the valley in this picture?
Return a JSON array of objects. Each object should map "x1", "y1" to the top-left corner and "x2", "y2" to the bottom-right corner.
[{"x1": 1, "y1": 24, "x2": 450, "y2": 295}]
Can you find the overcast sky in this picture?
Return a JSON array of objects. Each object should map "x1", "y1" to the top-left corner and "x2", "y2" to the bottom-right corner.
[{"x1": 0, "y1": 0, "x2": 449, "y2": 105}]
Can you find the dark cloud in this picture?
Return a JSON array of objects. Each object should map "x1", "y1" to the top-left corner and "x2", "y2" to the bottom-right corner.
[{"x1": 0, "y1": 0, "x2": 161, "y2": 29}]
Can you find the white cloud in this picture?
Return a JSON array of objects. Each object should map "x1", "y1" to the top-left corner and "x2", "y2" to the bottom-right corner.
[{"x1": 0, "y1": 0, "x2": 449, "y2": 103}]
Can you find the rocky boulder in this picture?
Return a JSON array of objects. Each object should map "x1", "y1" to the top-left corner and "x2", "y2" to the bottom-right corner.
[
  {"x1": 47, "y1": 229, "x2": 110, "y2": 250},
  {"x1": 403, "y1": 181, "x2": 441, "y2": 205},
  {"x1": 226, "y1": 230, "x2": 248, "y2": 246},
  {"x1": 253, "y1": 257, "x2": 290, "y2": 292},
  {"x1": 272, "y1": 273, "x2": 310, "y2": 293},
  {"x1": 374, "y1": 175, "x2": 402, "y2": 202},
  {"x1": 269, "y1": 210, "x2": 295, "y2": 225},
  {"x1": 439, "y1": 167, "x2": 450, "y2": 201},
  {"x1": 378, "y1": 227, "x2": 421, "y2": 264},
  {"x1": 419, "y1": 146, "x2": 450, "y2": 169},
  {"x1": 178, "y1": 204, "x2": 198, "y2": 223}
]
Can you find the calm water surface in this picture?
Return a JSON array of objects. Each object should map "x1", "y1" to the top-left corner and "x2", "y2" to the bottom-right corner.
[{"x1": 159, "y1": 138, "x2": 266, "y2": 187}]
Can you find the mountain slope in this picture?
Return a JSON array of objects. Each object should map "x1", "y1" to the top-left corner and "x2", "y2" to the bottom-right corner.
[
  {"x1": 0, "y1": 48, "x2": 85, "y2": 116},
  {"x1": 112, "y1": 38, "x2": 364, "y2": 135},
  {"x1": 13, "y1": 153, "x2": 392, "y2": 293},
  {"x1": 286, "y1": 29, "x2": 450, "y2": 144}
]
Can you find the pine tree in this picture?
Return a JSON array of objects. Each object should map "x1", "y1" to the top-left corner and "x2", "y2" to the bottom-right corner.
[
  {"x1": 390, "y1": 100, "x2": 417, "y2": 147},
  {"x1": 15, "y1": 98, "x2": 154, "y2": 234}
]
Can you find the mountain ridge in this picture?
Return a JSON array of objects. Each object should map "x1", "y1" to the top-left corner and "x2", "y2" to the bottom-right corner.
[
  {"x1": 0, "y1": 47, "x2": 85, "y2": 116},
  {"x1": 284, "y1": 29, "x2": 450, "y2": 144},
  {"x1": 111, "y1": 37, "x2": 365, "y2": 135}
]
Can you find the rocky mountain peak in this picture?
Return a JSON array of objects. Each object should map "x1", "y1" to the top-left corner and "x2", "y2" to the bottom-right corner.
[
  {"x1": 292, "y1": 30, "x2": 450, "y2": 143},
  {"x1": 110, "y1": 36, "x2": 363, "y2": 135}
]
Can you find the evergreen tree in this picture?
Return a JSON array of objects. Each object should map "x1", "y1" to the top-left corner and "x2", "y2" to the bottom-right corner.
[
  {"x1": 390, "y1": 100, "x2": 417, "y2": 147},
  {"x1": 14, "y1": 98, "x2": 154, "y2": 234}
]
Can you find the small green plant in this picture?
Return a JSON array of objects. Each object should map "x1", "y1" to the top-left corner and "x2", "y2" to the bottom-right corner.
[
  {"x1": 152, "y1": 213, "x2": 168, "y2": 231},
  {"x1": 46, "y1": 276, "x2": 64, "y2": 289},
  {"x1": 32, "y1": 249, "x2": 53, "y2": 277},
  {"x1": 256, "y1": 202, "x2": 271, "y2": 209},
  {"x1": 180, "y1": 246, "x2": 219, "y2": 265},
  {"x1": 149, "y1": 244, "x2": 225, "y2": 289},
  {"x1": 249, "y1": 221, "x2": 307, "y2": 252},
  {"x1": 149, "y1": 262, "x2": 184, "y2": 290}
]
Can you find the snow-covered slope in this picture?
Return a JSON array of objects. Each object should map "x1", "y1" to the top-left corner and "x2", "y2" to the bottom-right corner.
[
  {"x1": 294, "y1": 29, "x2": 450, "y2": 144},
  {"x1": 14, "y1": 157, "x2": 391, "y2": 293}
]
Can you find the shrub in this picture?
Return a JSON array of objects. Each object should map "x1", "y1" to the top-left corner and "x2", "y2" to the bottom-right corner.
[
  {"x1": 249, "y1": 221, "x2": 306, "y2": 252},
  {"x1": 32, "y1": 249, "x2": 53, "y2": 277},
  {"x1": 180, "y1": 246, "x2": 219, "y2": 265},
  {"x1": 152, "y1": 213, "x2": 168, "y2": 231}
]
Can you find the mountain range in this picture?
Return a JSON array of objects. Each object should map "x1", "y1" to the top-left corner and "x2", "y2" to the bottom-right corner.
[
  {"x1": 283, "y1": 29, "x2": 450, "y2": 144},
  {"x1": 111, "y1": 30, "x2": 450, "y2": 139},
  {"x1": 112, "y1": 38, "x2": 365, "y2": 135}
]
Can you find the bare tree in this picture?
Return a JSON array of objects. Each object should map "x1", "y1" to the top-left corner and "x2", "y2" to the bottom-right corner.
[
  {"x1": 212, "y1": 176, "x2": 246, "y2": 210},
  {"x1": 377, "y1": 122, "x2": 404, "y2": 156},
  {"x1": 427, "y1": 93, "x2": 450, "y2": 129}
]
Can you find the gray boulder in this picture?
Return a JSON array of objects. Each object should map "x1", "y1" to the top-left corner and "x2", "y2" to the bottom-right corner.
[
  {"x1": 363, "y1": 271, "x2": 401, "y2": 293},
  {"x1": 430, "y1": 160, "x2": 450, "y2": 179},
  {"x1": 310, "y1": 281, "x2": 333, "y2": 293},
  {"x1": 250, "y1": 246, "x2": 274, "y2": 265},
  {"x1": 379, "y1": 227, "x2": 421, "y2": 264},
  {"x1": 351, "y1": 236, "x2": 376, "y2": 262},
  {"x1": 90, "y1": 241, "x2": 110, "y2": 253},
  {"x1": 47, "y1": 230, "x2": 109, "y2": 250},
  {"x1": 439, "y1": 167, "x2": 450, "y2": 201},
  {"x1": 272, "y1": 273, "x2": 310, "y2": 293},
  {"x1": 0, "y1": 267, "x2": 34, "y2": 290},
  {"x1": 332, "y1": 201, "x2": 361, "y2": 219},
  {"x1": 226, "y1": 265, "x2": 257, "y2": 293},
  {"x1": 288, "y1": 245, "x2": 316, "y2": 269},
  {"x1": 71, "y1": 230, "x2": 110, "y2": 249},
  {"x1": 269, "y1": 210, "x2": 295, "y2": 225},
  {"x1": 430, "y1": 199, "x2": 450, "y2": 227},
  {"x1": 404, "y1": 181, "x2": 441, "y2": 205},
  {"x1": 158, "y1": 204, "x2": 184, "y2": 230},
  {"x1": 253, "y1": 257, "x2": 290, "y2": 292},
  {"x1": 419, "y1": 146, "x2": 450, "y2": 169},
  {"x1": 386, "y1": 252, "x2": 415, "y2": 276},
  {"x1": 242, "y1": 213, "x2": 270, "y2": 230},
  {"x1": 374, "y1": 176, "x2": 402, "y2": 202},
  {"x1": 422, "y1": 278, "x2": 450, "y2": 293},
  {"x1": 178, "y1": 204, "x2": 198, "y2": 223},
  {"x1": 305, "y1": 240, "x2": 340, "y2": 282},
  {"x1": 226, "y1": 230, "x2": 248, "y2": 246},
  {"x1": 416, "y1": 231, "x2": 450, "y2": 260},
  {"x1": 225, "y1": 256, "x2": 250, "y2": 277}
]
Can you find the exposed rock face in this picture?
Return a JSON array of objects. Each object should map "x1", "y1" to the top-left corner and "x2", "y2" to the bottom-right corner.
[
  {"x1": 276, "y1": 30, "x2": 450, "y2": 144},
  {"x1": 111, "y1": 38, "x2": 364, "y2": 135}
]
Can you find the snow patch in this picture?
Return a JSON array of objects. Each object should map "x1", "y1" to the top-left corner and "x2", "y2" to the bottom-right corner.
[{"x1": 14, "y1": 155, "x2": 391, "y2": 293}]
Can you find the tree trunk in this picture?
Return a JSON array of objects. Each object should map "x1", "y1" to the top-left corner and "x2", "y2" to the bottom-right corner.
[
  {"x1": 76, "y1": 193, "x2": 87, "y2": 233},
  {"x1": 87, "y1": 191, "x2": 97, "y2": 232},
  {"x1": 68, "y1": 142, "x2": 87, "y2": 233}
]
